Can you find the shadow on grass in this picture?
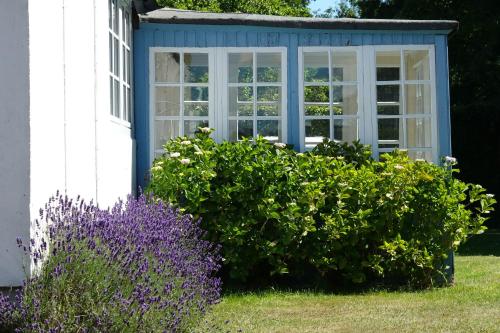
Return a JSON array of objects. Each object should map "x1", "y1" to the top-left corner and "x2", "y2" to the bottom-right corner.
[{"x1": 457, "y1": 229, "x2": 500, "y2": 256}]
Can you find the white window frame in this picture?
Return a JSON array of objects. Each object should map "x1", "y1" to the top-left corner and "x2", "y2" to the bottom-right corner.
[
  {"x1": 299, "y1": 46, "x2": 364, "y2": 151},
  {"x1": 299, "y1": 45, "x2": 438, "y2": 162},
  {"x1": 109, "y1": 0, "x2": 133, "y2": 127},
  {"x1": 220, "y1": 47, "x2": 288, "y2": 143},
  {"x1": 149, "y1": 47, "x2": 288, "y2": 162},
  {"x1": 149, "y1": 47, "x2": 216, "y2": 159}
]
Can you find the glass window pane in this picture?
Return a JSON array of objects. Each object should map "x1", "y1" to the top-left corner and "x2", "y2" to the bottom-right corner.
[
  {"x1": 257, "y1": 53, "x2": 281, "y2": 82},
  {"x1": 332, "y1": 85, "x2": 357, "y2": 115},
  {"x1": 155, "y1": 120, "x2": 179, "y2": 150},
  {"x1": 405, "y1": 84, "x2": 431, "y2": 114},
  {"x1": 184, "y1": 103, "x2": 208, "y2": 117},
  {"x1": 228, "y1": 53, "x2": 253, "y2": 83},
  {"x1": 155, "y1": 87, "x2": 180, "y2": 116},
  {"x1": 109, "y1": 33, "x2": 113, "y2": 72},
  {"x1": 331, "y1": 51, "x2": 357, "y2": 81},
  {"x1": 114, "y1": 79, "x2": 120, "y2": 117},
  {"x1": 257, "y1": 86, "x2": 280, "y2": 102},
  {"x1": 377, "y1": 105, "x2": 401, "y2": 115},
  {"x1": 304, "y1": 52, "x2": 329, "y2": 82},
  {"x1": 304, "y1": 86, "x2": 329, "y2": 103},
  {"x1": 229, "y1": 86, "x2": 253, "y2": 117},
  {"x1": 257, "y1": 104, "x2": 280, "y2": 116},
  {"x1": 184, "y1": 120, "x2": 209, "y2": 137},
  {"x1": 113, "y1": 3, "x2": 119, "y2": 33},
  {"x1": 376, "y1": 51, "x2": 400, "y2": 81},
  {"x1": 125, "y1": 49, "x2": 130, "y2": 83},
  {"x1": 405, "y1": 50, "x2": 430, "y2": 80},
  {"x1": 123, "y1": 85, "x2": 128, "y2": 121},
  {"x1": 155, "y1": 52, "x2": 180, "y2": 83},
  {"x1": 109, "y1": 78, "x2": 114, "y2": 115},
  {"x1": 408, "y1": 150, "x2": 432, "y2": 161},
  {"x1": 237, "y1": 120, "x2": 253, "y2": 140},
  {"x1": 305, "y1": 104, "x2": 329, "y2": 116},
  {"x1": 184, "y1": 53, "x2": 209, "y2": 83},
  {"x1": 407, "y1": 118, "x2": 431, "y2": 148},
  {"x1": 377, "y1": 85, "x2": 400, "y2": 103},
  {"x1": 305, "y1": 119, "x2": 330, "y2": 148},
  {"x1": 228, "y1": 120, "x2": 237, "y2": 141},
  {"x1": 184, "y1": 86, "x2": 208, "y2": 102},
  {"x1": 378, "y1": 118, "x2": 401, "y2": 148},
  {"x1": 113, "y1": 37, "x2": 120, "y2": 76},
  {"x1": 334, "y1": 119, "x2": 358, "y2": 143},
  {"x1": 257, "y1": 120, "x2": 280, "y2": 142},
  {"x1": 127, "y1": 87, "x2": 131, "y2": 121}
]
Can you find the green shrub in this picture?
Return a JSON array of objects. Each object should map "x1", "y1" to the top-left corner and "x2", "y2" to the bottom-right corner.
[
  {"x1": 311, "y1": 138, "x2": 373, "y2": 166},
  {"x1": 148, "y1": 130, "x2": 495, "y2": 288}
]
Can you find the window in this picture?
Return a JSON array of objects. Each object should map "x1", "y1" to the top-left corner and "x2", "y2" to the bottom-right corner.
[
  {"x1": 151, "y1": 49, "x2": 213, "y2": 157},
  {"x1": 300, "y1": 48, "x2": 361, "y2": 150},
  {"x1": 151, "y1": 47, "x2": 287, "y2": 159},
  {"x1": 226, "y1": 50, "x2": 287, "y2": 143},
  {"x1": 300, "y1": 45, "x2": 436, "y2": 162},
  {"x1": 375, "y1": 48, "x2": 434, "y2": 161},
  {"x1": 109, "y1": 0, "x2": 132, "y2": 123}
]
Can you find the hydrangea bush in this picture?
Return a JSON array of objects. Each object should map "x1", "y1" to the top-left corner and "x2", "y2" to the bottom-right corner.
[
  {"x1": 0, "y1": 194, "x2": 221, "y2": 332},
  {"x1": 148, "y1": 130, "x2": 496, "y2": 288}
]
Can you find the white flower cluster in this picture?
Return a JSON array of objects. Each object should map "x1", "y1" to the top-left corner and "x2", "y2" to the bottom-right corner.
[
  {"x1": 180, "y1": 140, "x2": 191, "y2": 145},
  {"x1": 180, "y1": 158, "x2": 191, "y2": 165},
  {"x1": 444, "y1": 156, "x2": 457, "y2": 165},
  {"x1": 274, "y1": 142, "x2": 286, "y2": 149},
  {"x1": 200, "y1": 127, "x2": 212, "y2": 134},
  {"x1": 170, "y1": 152, "x2": 180, "y2": 158}
]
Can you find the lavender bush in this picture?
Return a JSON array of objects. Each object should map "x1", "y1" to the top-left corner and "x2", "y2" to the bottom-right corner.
[{"x1": 0, "y1": 194, "x2": 221, "y2": 332}]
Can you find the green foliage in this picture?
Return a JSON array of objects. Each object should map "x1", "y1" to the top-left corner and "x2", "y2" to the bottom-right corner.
[
  {"x1": 311, "y1": 138, "x2": 372, "y2": 166},
  {"x1": 155, "y1": 0, "x2": 312, "y2": 17},
  {"x1": 148, "y1": 131, "x2": 495, "y2": 288}
]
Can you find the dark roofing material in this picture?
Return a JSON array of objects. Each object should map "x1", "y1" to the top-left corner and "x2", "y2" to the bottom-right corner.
[{"x1": 139, "y1": 8, "x2": 458, "y2": 33}]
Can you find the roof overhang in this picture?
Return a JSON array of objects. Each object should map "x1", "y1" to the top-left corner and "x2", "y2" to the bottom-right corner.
[{"x1": 138, "y1": 8, "x2": 459, "y2": 34}]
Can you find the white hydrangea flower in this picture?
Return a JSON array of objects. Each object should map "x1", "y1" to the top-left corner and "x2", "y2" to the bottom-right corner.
[
  {"x1": 486, "y1": 194, "x2": 495, "y2": 198},
  {"x1": 200, "y1": 127, "x2": 212, "y2": 133},
  {"x1": 151, "y1": 165, "x2": 163, "y2": 172},
  {"x1": 274, "y1": 142, "x2": 286, "y2": 149},
  {"x1": 180, "y1": 158, "x2": 191, "y2": 165},
  {"x1": 394, "y1": 164, "x2": 404, "y2": 170},
  {"x1": 170, "y1": 152, "x2": 180, "y2": 158},
  {"x1": 444, "y1": 156, "x2": 457, "y2": 164},
  {"x1": 180, "y1": 140, "x2": 191, "y2": 145}
]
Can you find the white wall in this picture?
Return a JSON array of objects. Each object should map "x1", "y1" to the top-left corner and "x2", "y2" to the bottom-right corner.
[
  {"x1": 0, "y1": 0, "x2": 135, "y2": 286},
  {"x1": 0, "y1": 0, "x2": 31, "y2": 286}
]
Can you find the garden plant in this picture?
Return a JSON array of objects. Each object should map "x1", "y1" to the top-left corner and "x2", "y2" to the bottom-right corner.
[
  {"x1": 0, "y1": 194, "x2": 221, "y2": 332},
  {"x1": 148, "y1": 129, "x2": 495, "y2": 288}
]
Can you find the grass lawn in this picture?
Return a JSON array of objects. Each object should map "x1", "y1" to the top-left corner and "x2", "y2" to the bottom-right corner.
[{"x1": 204, "y1": 231, "x2": 500, "y2": 332}]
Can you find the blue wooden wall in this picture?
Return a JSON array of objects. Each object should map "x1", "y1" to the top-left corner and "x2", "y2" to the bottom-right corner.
[{"x1": 134, "y1": 23, "x2": 452, "y2": 189}]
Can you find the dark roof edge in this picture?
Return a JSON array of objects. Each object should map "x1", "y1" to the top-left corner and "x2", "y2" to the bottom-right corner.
[{"x1": 138, "y1": 9, "x2": 459, "y2": 33}]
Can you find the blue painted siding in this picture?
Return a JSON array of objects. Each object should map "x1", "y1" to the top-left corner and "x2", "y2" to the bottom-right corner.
[{"x1": 134, "y1": 23, "x2": 452, "y2": 189}]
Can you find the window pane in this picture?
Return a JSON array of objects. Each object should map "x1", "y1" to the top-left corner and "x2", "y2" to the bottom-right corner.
[
  {"x1": 408, "y1": 150, "x2": 432, "y2": 161},
  {"x1": 228, "y1": 53, "x2": 253, "y2": 83},
  {"x1": 257, "y1": 120, "x2": 280, "y2": 142},
  {"x1": 113, "y1": 2, "x2": 119, "y2": 33},
  {"x1": 377, "y1": 85, "x2": 400, "y2": 103},
  {"x1": 304, "y1": 52, "x2": 329, "y2": 82},
  {"x1": 257, "y1": 86, "x2": 280, "y2": 102},
  {"x1": 155, "y1": 52, "x2": 180, "y2": 83},
  {"x1": 237, "y1": 120, "x2": 253, "y2": 140},
  {"x1": 331, "y1": 51, "x2": 357, "y2": 81},
  {"x1": 123, "y1": 85, "x2": 128, "y2": 121},
  {"x1": 184, "y1": 53, "x2": 209, "y2": 83},
  {"x1": 127, "y1": 87, "x2": 131, "y2": 121},
  {"x1": 184, "y1": 120, "x2": 209, "y2": 137},
  {"x1": 114, "y1": 79, "x2": 120, "y2": 117},
  {"x1": 109, "y1": 78, "x2": 114, "y2": 115},
  {"x1": 378, "y1": 118, "x2": 401, "y2": 148},
  {"x1": 257, "y1": 53, "x2": 281, "y2": 82},
  {"x1": 376, "y1": 51, "x2": 400, "y2": 81},
  {"x1": 184, "y1": 86, "x2": 208, "y2": 101},
  {"x1": 257, "y1": 104, "x2": 280, "y2": 116},
  {"x1": 377, "y1": 105, "x2": 401, "y2": 115},
  {"x1": 125, "y1": 49, "x2": 130, "y2": 83},
  {"x1": 334, "y1": 119, "x2": 358, "y2": 143},
  {"x1": 405, "y1": 50, "x2": 430, "y2": 80},
  {"x1": 305, "y1": 104, "x2": 329, "y2": 116},
  {"x1": 407, "y1": 118, "x2": 431, "y2": 148},
  {"x1": 155, "y1": 120, "x2": 179, "y2": 150},
  {"x1": 113, "y1": 37, "x2": 120, "y2": 76},
  {"x1": 184, "y1": 103, "x2": 208, "y2": 117},
  {"x1": 304, "y1": 86, "x2": 329, "y2": 103},
  {"x1": 405, "y1": 84, "x2": 431, "y2": 114},
  {"x1": 109, "y1": 33, "x2": 113, "y2": 72},
  {"x1": 305, "y1": 119, "x2": 330, "y2": 148},
  {"x1": 109, "y1": 0, "x2": 113, "y2": 29},
  {"x1": 229, "y1": 86, "x2": 253, "y2": 117},
  {"x1": 155, "y1": 87, "x2": 180, "y2": 116},
  {"x1": 332, "y1": 85, "x2": 357, "y2": 115}
]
